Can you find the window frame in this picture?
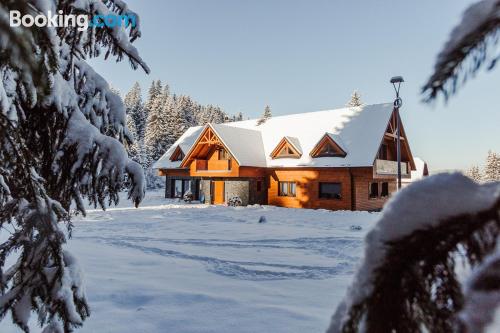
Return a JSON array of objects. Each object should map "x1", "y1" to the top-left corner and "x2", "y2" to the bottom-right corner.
[
  {"x1": 278, "y1": 181, "x2": 297, "y2": 197},
  {"x1": 318, "y1": 182, "x2": 342, "y2": 200},
  {"x1": 381, "y1": 182, "x2": 389, "y2": 197},
  {"x1": 369, "y1": 182, "x2": 379, "y2": 199}
]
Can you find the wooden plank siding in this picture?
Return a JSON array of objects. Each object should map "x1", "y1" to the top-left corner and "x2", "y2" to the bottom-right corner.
[
  {"x1": 159, "y1": 166, "x2": 397, "y2": 211},
  {"x1": 350, "y1": 168, "x2": 396, "y2": 211},
  {"x1": 268, "y1": 168, "x2": 353, "y2": 210}
]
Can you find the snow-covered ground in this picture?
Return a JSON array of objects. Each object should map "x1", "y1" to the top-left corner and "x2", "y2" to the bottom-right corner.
[{"x1": 0, "y1": 190, "x2": 379, "y2": 333}]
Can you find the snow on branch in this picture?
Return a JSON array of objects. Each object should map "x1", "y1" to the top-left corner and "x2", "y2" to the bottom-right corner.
[
  {"x1": 327, "y1": 173, "x2": 500, "y2": 333},
  {"x1": 423, "y1": 0, "x2": 500, "y2": 101},
  {"x1": 458, "y1": 250, "x2": 500, "y2": 332}
]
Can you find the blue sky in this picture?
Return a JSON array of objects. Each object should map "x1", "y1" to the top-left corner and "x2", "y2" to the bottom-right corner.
[{"x1": 91, "y1": 0, "x2": 500, "y2": 172}]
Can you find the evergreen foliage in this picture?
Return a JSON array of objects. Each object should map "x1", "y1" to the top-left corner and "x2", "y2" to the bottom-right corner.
[
  {"x1": 466, "y1": 165, "x2": 483, "y2": 182},
  {"x1": 484, "y1": 150, "x2": 500, "y2": 182},
  {"x1": 122, "y1": 82, "x2": 233, "y2": 189},
  {"x1": 346, "y1": 90, "x2": 363, "y2": 107},
  {"x1": 0, "y1": 0, "x2": 147, "y2": 331},
  {"x1": 257, "y1": 105, "x2": 272, "y2": 126}
]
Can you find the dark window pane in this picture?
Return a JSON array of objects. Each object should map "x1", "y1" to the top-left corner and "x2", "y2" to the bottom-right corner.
[
  {"x1": 381, "y1": 182, "x2": 389, "y2": 197},
  {"x1": 319, "y1": 182, "x2": 342, "y2": 199},
  {"x1": 369, "y1": 182, "x2": 379, "y2": 198},
  {"x1": 257, "y1": 181, "x2": 262, "y2": 192}
]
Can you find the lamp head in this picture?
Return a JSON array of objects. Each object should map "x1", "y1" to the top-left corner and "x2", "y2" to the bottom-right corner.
[{"x1": 390, "y1": 76, "x2": 405, "y2": 84}]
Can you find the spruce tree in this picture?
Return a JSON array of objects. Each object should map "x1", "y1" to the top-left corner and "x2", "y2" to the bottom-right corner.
[
  {"x1": 484, "y1": 150, "x2": 500, "y2": 182},
  {"x1": 257, "y1": 105, "x2": 272, "y2": 125},
  {"x1": 465, "y1": 165, "x2": 483, "y2": 183},
  {"x1": 0, "y1": 0, "x2": 147, "y2": 331},
  {"x1": 124, "y1": 82, "x2": 145, "y2": 141},
  {"x1": 346, "y1": 90, "x2": 363, "y2": 107},
  {"x1": 144, "y1": 84, "x2": 167, "y2": 166}
]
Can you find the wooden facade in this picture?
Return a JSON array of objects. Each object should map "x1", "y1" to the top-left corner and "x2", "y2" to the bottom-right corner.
[{"x1": 157, "y1": 106, "x2": 419, "y2": 211}]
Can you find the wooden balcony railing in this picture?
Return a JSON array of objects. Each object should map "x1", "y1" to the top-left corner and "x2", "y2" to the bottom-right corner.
[
  {"x1": 194, "y1": 159, "x2": 231, "y2": 172},
  {"x1": 195, "y1": 159, "x2": 208, "y2": 171},
  {"x1": 375, "y1": 159, "x2": 409, "y2": 176}
]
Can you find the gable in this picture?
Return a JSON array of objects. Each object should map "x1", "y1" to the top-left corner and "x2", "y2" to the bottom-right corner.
[
  {"x1": 169, "y1": 146, "x2": 185, "y2": 162},
  {"x1": 180, "y1": 126, "x2": 228, "y2": 168},
  {"x1": 310, "y1": 134, "x2": 347, "y2": 158},
  {"x1": 376, "y1": 109, "x2": 416, "y2": 170},
  {"x1": 270, "y1": 137, "x2": 302, "y2": 159}
]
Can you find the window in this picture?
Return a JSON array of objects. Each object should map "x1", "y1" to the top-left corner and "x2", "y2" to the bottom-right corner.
[
  {"x1": 310, "y1": 134, "x2": 346, "y2": 158},
  {"x1": 170, "y1": 146, "x2": 185, "y2": 162},
  {"x1": 183, "y1": 180, "x2": 191, "y2": 195},
  {"x1": 319, "y1": 182, "x2": 342, "y2": 199},
  {"x1": 381, "y1": 182, "x2": 389, "y2": 197},
  {"x1": 278, "y1": 146, "x2": 295, "y2": 157},
  {"x1": 369, "y1": 182, "x2": 379, "y2": 199},
  {"x1": 270, "y1": 138, "x2": 301, "y2": 159},
  {"x1": 174, "y1": 180, "x2": 183, "y2": 198},
  {"x1": 172, "y1": 179, "x2": 191, "y2": 198},
  {"x1": 318, "y1": 142, "x2": 342, "y2": 157},
  {"x1": 218, "y1": 149, "x2": 229, "y2": 160},
  {"x1": 257, "y1": 181, "x2": 262, "y2": 192},
  {"x1": 278, "y1": 181, "x2": 296, "y2": 197}
]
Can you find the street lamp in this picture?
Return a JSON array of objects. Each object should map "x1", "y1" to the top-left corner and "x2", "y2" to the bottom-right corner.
[{"x1": 390, "y1": 76, "x2": 404, "y2": 190}]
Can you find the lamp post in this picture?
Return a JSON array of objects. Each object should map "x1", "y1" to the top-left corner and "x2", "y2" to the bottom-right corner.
[{"x1": 390, "y1": 76, "x2": 404, "y2": 190}]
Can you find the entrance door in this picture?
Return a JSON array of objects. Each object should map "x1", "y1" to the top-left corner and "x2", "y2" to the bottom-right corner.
[{"x1": 212, "y1": 181, "x2": 225, "y2": 204}]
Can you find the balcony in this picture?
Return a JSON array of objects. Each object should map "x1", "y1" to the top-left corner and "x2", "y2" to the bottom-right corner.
[
  {"x1": 375, "y1": 159, "x2": 409, "y2": 176},
  {"x1": 195, "y1": 159, "x2": 208, "y2": 171},
  {"x1": 193, "y1": 159, "x2": 232, "y2": 172}
]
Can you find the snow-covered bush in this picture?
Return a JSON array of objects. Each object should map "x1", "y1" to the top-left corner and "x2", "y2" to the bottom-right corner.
[
  {"x1": 327, "y1": 173, "x2": 500, "y2": 333},
  {"x1": 183, "y1": 190, "x2": 194, "y2": 203},
  {"x1": 228, "y1": 196, "x2": 243, "y2": 207},
  {"x1": 0, "y1": 0, "x2": 148, "y2": 331}
]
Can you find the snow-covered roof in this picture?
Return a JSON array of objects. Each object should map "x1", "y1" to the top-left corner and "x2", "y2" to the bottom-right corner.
[
  {"x1": 210, "y1": 124, "x2": 267, "y2": 167},
  {"x1": 154, "y1": 103, "x2": 397, "y2": 169},
  {"x1": 153, "y1": 126, "x2": 203, "y2": 169},
  {"x1": 403, "y1": 157, "x2": 428, "y2": 183}
]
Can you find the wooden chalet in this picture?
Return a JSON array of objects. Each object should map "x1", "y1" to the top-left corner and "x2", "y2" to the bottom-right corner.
[{"x1": 153, "y1": 103, "x2": 417, "y2": 211}]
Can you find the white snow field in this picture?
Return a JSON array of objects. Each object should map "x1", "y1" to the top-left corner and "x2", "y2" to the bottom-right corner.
[{"x1": 0, "y1": 190, "x2": 379, "y2": 333}]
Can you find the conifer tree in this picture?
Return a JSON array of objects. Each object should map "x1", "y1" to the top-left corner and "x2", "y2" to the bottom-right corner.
[
  {"x1": 346, "y1": 90, "x2": 363, "y2": 107},
  {"x1": 124, "y1": 82, "x2": 145, "y2": 141},
  {"x1": 257, "y1": 105, "x2": 272, "y2": 125},
  {"x1": 465, "y1": 165, "x2": 483, "y2": 183},
  {"x1": 484, "y1": 150, "x2": 500, "y2": 182},
  {"x1": 0, "y1": 0, "x2": 147, "y2": 331},
  {"x1": 144, "y1": 84, "x2": 168, "y2": 166}
]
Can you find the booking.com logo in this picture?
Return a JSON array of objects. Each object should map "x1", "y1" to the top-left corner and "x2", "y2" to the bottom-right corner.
[{"x1": 9, "y1": 10, "x2": 136, "y2": 32}]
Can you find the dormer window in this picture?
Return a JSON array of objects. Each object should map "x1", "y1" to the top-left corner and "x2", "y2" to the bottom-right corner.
[
  {"x1": 310, "y1": 133, "x2": 347, "y2": 158},
  {"x1": 170, "y1": 146, "x2": 185, "y2": 162},
  {"x1": 270, "y1": 137, "x2": 302, "y2": 159}
]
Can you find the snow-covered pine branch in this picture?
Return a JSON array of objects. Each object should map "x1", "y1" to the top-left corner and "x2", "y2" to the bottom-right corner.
[
  {"x1": 327, "y1": 173, "x2": 500, "y2": 333},
  {"x1": 0, "y1": 0, "x2": 147, "y2": 331},
  {"x1": 458, "y1": 250, "x2": 500, "y2": 332},
  {"x1": 422, "y1": 0, "x2": 500, "y2": 101}
]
